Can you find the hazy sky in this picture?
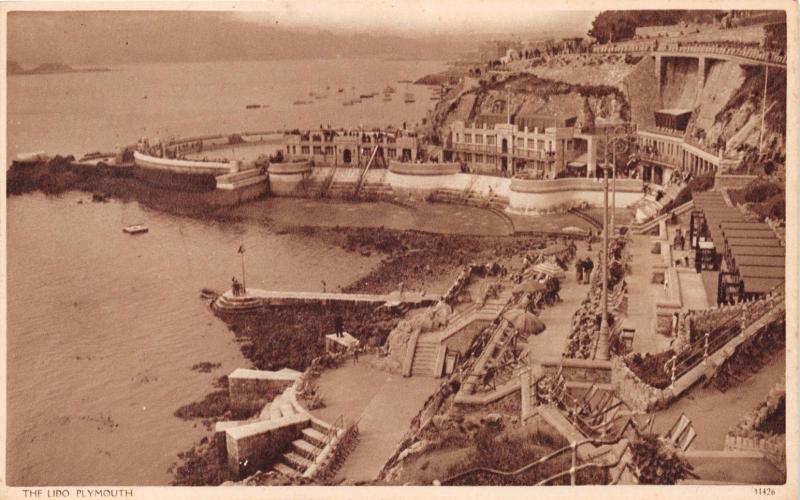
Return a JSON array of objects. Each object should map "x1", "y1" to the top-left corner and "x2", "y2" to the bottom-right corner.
[{"x1": 231, "y1": 2, "x2": 599, "y2": 37}]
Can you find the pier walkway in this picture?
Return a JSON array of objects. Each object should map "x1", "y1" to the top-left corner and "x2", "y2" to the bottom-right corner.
[{"x1": 213, "y1": 288, "x2": 440, "y2": 313}]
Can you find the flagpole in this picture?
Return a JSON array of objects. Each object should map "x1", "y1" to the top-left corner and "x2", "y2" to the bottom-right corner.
[{"x1": 240, "y1": 247, "x2": 247, "y2": 295}]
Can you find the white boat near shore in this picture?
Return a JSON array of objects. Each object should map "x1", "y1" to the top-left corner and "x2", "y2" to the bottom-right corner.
[{"x1": 123, "y1": 224, "x2": 149, "y2": 234}]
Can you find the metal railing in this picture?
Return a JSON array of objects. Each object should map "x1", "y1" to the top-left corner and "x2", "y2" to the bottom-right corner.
[
  {"x1": 665, "y1": 291, "x2": 785, "y2": 386},
  {"x1": 439, "y1": 436, "x2": 634, "y2": 486}
]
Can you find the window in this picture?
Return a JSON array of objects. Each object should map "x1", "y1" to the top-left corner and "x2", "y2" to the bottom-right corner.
[
  {"x1": 388, "y1": 148, "x2": 396, "y2": 158},
  {"x1": 475, "y1": 154, "x2": 484, "y2": 163},
  {"x1": 456, "y1": 133, "x2": 460, "y2": 143},
  {"x1": 488, "y1": 155, "x2": 496, "y2": 163},
  {"x1": 537, "y1": 140, "x2": 545, "y2": 150},
  {"x1": 486, "y1": 135, "x2": 496, "y2": 146},
  {"x1": 301, "y1": 146, "x2": 310, "y2": 154},
  {"x1": 464, "y1": 133, "x2": 472, "y2": 143},
  {"x1": 325, "y1": 146, "x2": 334, "y2": 155},
  {"x1": 313, "y1": 146, "x2": 322, "y2": 155},
  {"x1": 516, "y1": 138, "x2": 524, "y2": 148},
  {"x1": 464, "y1": 153, "x2": 473, "y2": 162},
  {"x1": 475, "y1": 135, "x2": 484, "y2": 144}
]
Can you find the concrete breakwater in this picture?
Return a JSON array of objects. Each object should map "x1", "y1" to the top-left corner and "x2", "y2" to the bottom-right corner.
[{"x1": 213, "y1": 288, "x2": 441, "y2": 314}]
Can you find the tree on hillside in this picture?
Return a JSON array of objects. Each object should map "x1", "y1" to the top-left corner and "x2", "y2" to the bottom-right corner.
[{"x1": 588, "y1": 10, "x2": 725, "y2": 43}]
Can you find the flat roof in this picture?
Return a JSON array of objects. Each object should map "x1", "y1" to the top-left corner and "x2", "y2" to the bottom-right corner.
[
  {"x1": 726, "y1": 245, "x2": 785, "y2": 257},
  {"x1": 738, "y1": 266, "x2": 785, "y2": 279},
  {"x1": 656, "y1": 108, "x2": 693, "y2": 116},
  {"x1": 721, "y1": 229, "x2": 779, "y2": 239},
  {"x1": 743, "y1": 277, "x2": 784, "y2": 294},
  {"x1": 720, "y1": 222, "x2": 772, "y2": 230},
  {"x1": 731, "y1": 255, "x2": 785, "y2": 267},
  {"x1": 725, "y1": 237, "x2": 782, "y2": 247}
]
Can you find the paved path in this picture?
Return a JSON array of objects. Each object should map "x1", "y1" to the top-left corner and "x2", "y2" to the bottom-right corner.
[
  {"x1": 626, "y1": 234, "x2": 671, "y2": 354},
  {"x1": 309, "y1": 354, "x2": 440, "y2": 482},
  {"x1": 651, "y1": 349, "x2": 785, "y2": 450},
  {"x1": 528, "y1": 243, "x2": 593, "y2": 361}
]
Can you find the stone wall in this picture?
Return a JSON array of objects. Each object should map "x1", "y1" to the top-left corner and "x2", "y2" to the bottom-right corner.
[
  {"x1": 610, "y1": 357, "x2": 671, "y2": 412},
  {"x1": 724, "y1": 382, "x2": 785, "y2": 475},
  {"x1": 225, "y1": 414, "x2": 310, "y2": 477}
]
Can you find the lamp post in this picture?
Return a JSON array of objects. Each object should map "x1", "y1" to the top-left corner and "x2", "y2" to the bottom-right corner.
[{"x1": 597, "y1": 128, "x2": 610, "y2": 361}]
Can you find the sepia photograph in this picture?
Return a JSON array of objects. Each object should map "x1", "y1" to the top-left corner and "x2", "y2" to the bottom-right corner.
[{"x1": 2, "y1": 1, "x2": 796, "y2": 497}]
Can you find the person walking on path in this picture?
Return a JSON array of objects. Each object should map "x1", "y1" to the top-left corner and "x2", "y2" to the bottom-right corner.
[
  {"x1": 575, "y1": 258, "x2": 584, "y2": 283},
  {"x1": 352, "y1": 345, "x2": 360, "y2": 364},
  {"x1": 584, "y1": 258, "x2": 594, "y2": 284}
]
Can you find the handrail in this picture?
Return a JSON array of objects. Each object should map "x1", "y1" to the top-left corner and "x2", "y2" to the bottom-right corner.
[
  {"x1": 353, "y1": 146, "x2": 379, "y2": 199},
  {"x1": 440, "y1": 436, "x2": 633, "y2": 485},
  {"x1": 670, "y1": 293, "x2": 784, "y2": 381}
]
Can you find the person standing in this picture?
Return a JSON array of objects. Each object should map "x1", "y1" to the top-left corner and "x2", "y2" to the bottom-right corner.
[
  {"x1": 334, "y1": 316, "x2": 344, "y2": 338},
  {"x1": 584, "y1": 258, "x2": 594, "y2": 284},
  {"x1": 575, "y1": 258, "x2": 584, "y2": 283}
]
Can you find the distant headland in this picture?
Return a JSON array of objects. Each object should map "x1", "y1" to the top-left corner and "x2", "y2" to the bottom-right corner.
[{"x1": 8, "y1": 60, "x2": 113, "y2": 76}]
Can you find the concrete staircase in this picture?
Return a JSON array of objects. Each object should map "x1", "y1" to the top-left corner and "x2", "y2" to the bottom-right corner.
[
  {"x1": 405, "y1": 298, "x2": 508, "y2": 378},
  {"x1": 410, "y1": 341, "x2": 446, "y2": 377},
  {"x1": 272, "y1": 422, "x2": 332, "y2": 478}
]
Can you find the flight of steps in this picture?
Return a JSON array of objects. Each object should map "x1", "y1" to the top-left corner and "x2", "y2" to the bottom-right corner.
[
  {"x1": 410, "y1": 341, "x2": 444, "y2": 377},
  {"x1": 272, "y1": 422, "x2": 332, "y2": 478},
  {"x1": 212, "y1": 293, "x2": 262, "y2": 313},
  {"x1": 356, "y1": 169, "x2": 395, "y2": 201},
  {"x1": 409, "y1": 297, "x2": 509, "y2": 378}
]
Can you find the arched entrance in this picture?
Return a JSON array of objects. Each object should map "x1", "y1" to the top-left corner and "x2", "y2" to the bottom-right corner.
[
  {"x1": 501, "y1": 138, "x2": 508, "y2": 154},
  {"x1": 343, "y1": 149, "x2": 352, "y2": 164}
]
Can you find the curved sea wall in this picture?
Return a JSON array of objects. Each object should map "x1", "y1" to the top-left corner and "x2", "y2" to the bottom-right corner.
[
  {"x1": 266, "y1": 161, "x2": 314, "y2": 196},
  {"x1": 507, "y1": 177, "x2": 643, "y2": 213},
  {"x1": 133, "y1": 151, "x2": 237, "y2": 192}
]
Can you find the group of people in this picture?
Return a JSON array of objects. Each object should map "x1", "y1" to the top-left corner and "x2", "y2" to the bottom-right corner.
[
  {"x1": 231, "y1": 277, "x2": 245, "y2": 297},
  {"x1": 575, "y1": 257, "x2": 595, "y2": 285}
]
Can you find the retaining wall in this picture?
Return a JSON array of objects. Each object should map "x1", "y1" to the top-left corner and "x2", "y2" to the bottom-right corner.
[{"x1": 225, "y1": 414, "x2": 309, "y2": 478}]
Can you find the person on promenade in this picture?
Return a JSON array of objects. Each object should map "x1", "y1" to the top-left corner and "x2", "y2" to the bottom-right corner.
[
  {"x1": 584, "y1": 258, "x2": 594, "y2": 284},
  {"x1": 576, "y1": 258, "x2": 584, "y2": 283},
  {"x1": 334, "y1": 316, "x2": 344, "y2": 338},
  {"x1": 352, "y1": 345, "x2": 360, "y2": 364}
]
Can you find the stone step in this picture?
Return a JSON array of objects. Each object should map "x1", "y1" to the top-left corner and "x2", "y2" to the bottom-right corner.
[
  {"x1": 292, "y1": 439, "x2": 323, "y2": 461},
  {"x1": 301, "y1": 427, "x2": 328, "y2": 448},
  {"x1": 283, "y1": 451, "x2": 313, "y2": 472},
  {"x1": 273, "y1": 462, "x2": 300, "y2": 478}
]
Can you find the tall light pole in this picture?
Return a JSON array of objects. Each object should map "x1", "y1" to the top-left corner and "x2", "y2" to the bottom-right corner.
[
  {"x1": 597, "y1": 128, "x2": 610, "y2": 361},
  {"x1": 611, "y1": 140, "x2": 616, "y2": 236}
]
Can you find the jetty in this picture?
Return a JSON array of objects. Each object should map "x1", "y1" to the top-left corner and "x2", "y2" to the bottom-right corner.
[{"x1": 213, "y1": 288, "x2": 440, "y2": 313}]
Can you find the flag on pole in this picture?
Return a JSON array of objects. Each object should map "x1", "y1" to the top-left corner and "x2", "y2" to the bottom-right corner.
[{"x1": 238, "y1": 245, "x2": 245, "y2": 254}]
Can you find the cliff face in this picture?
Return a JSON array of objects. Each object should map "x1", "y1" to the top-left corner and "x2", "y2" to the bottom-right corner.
[{"x1": 430, "y1": 55, "x2": 785, "y2": 159}]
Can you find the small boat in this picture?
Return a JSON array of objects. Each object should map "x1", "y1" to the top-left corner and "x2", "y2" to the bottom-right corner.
[
  {"x1": 383, "y1": 85, "x2": 396, "y2": 94},
  {"x1": 293, "y1": 100, "x2": 310, "y2": 105},
  {"x1": 383, "y1": 96, "x2": 392, "y2": 102},
  {"x1": 359, "y1": 94, "x2": 373, "y2": 99},
  {"x1": 245, "y1": 104, "x2": 261, "y2": 109},
  {"x1": 404, "y1": 92, "x2": 416, "y2": 103},
  {"x1": 123, "y1": 224, "x2": 149, "y2": 235},
  {"x1": 338, "y1": 88, "x2": 344, "y2": 93}
]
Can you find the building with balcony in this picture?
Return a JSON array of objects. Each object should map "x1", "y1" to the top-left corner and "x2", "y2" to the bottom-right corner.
[
  {"x1": 282, "y1": 129, "x2": 420, "y2": 167},
  {"x1": 445, "y1": 110, "x2": 594, "y2": 179}
]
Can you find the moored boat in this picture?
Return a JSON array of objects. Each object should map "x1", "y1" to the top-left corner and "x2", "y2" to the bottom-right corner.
[{"x1": 123, "y1": 224, "x2": 149, "y2": 234}]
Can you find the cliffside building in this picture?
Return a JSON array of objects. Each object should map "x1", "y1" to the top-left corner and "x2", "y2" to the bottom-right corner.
[
  {"x1": 445, "y1": 112, "x2": 596, "y2": 178},
  {"x1": 282, "y1": 129, "x2": 420, "y2": 166}
]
